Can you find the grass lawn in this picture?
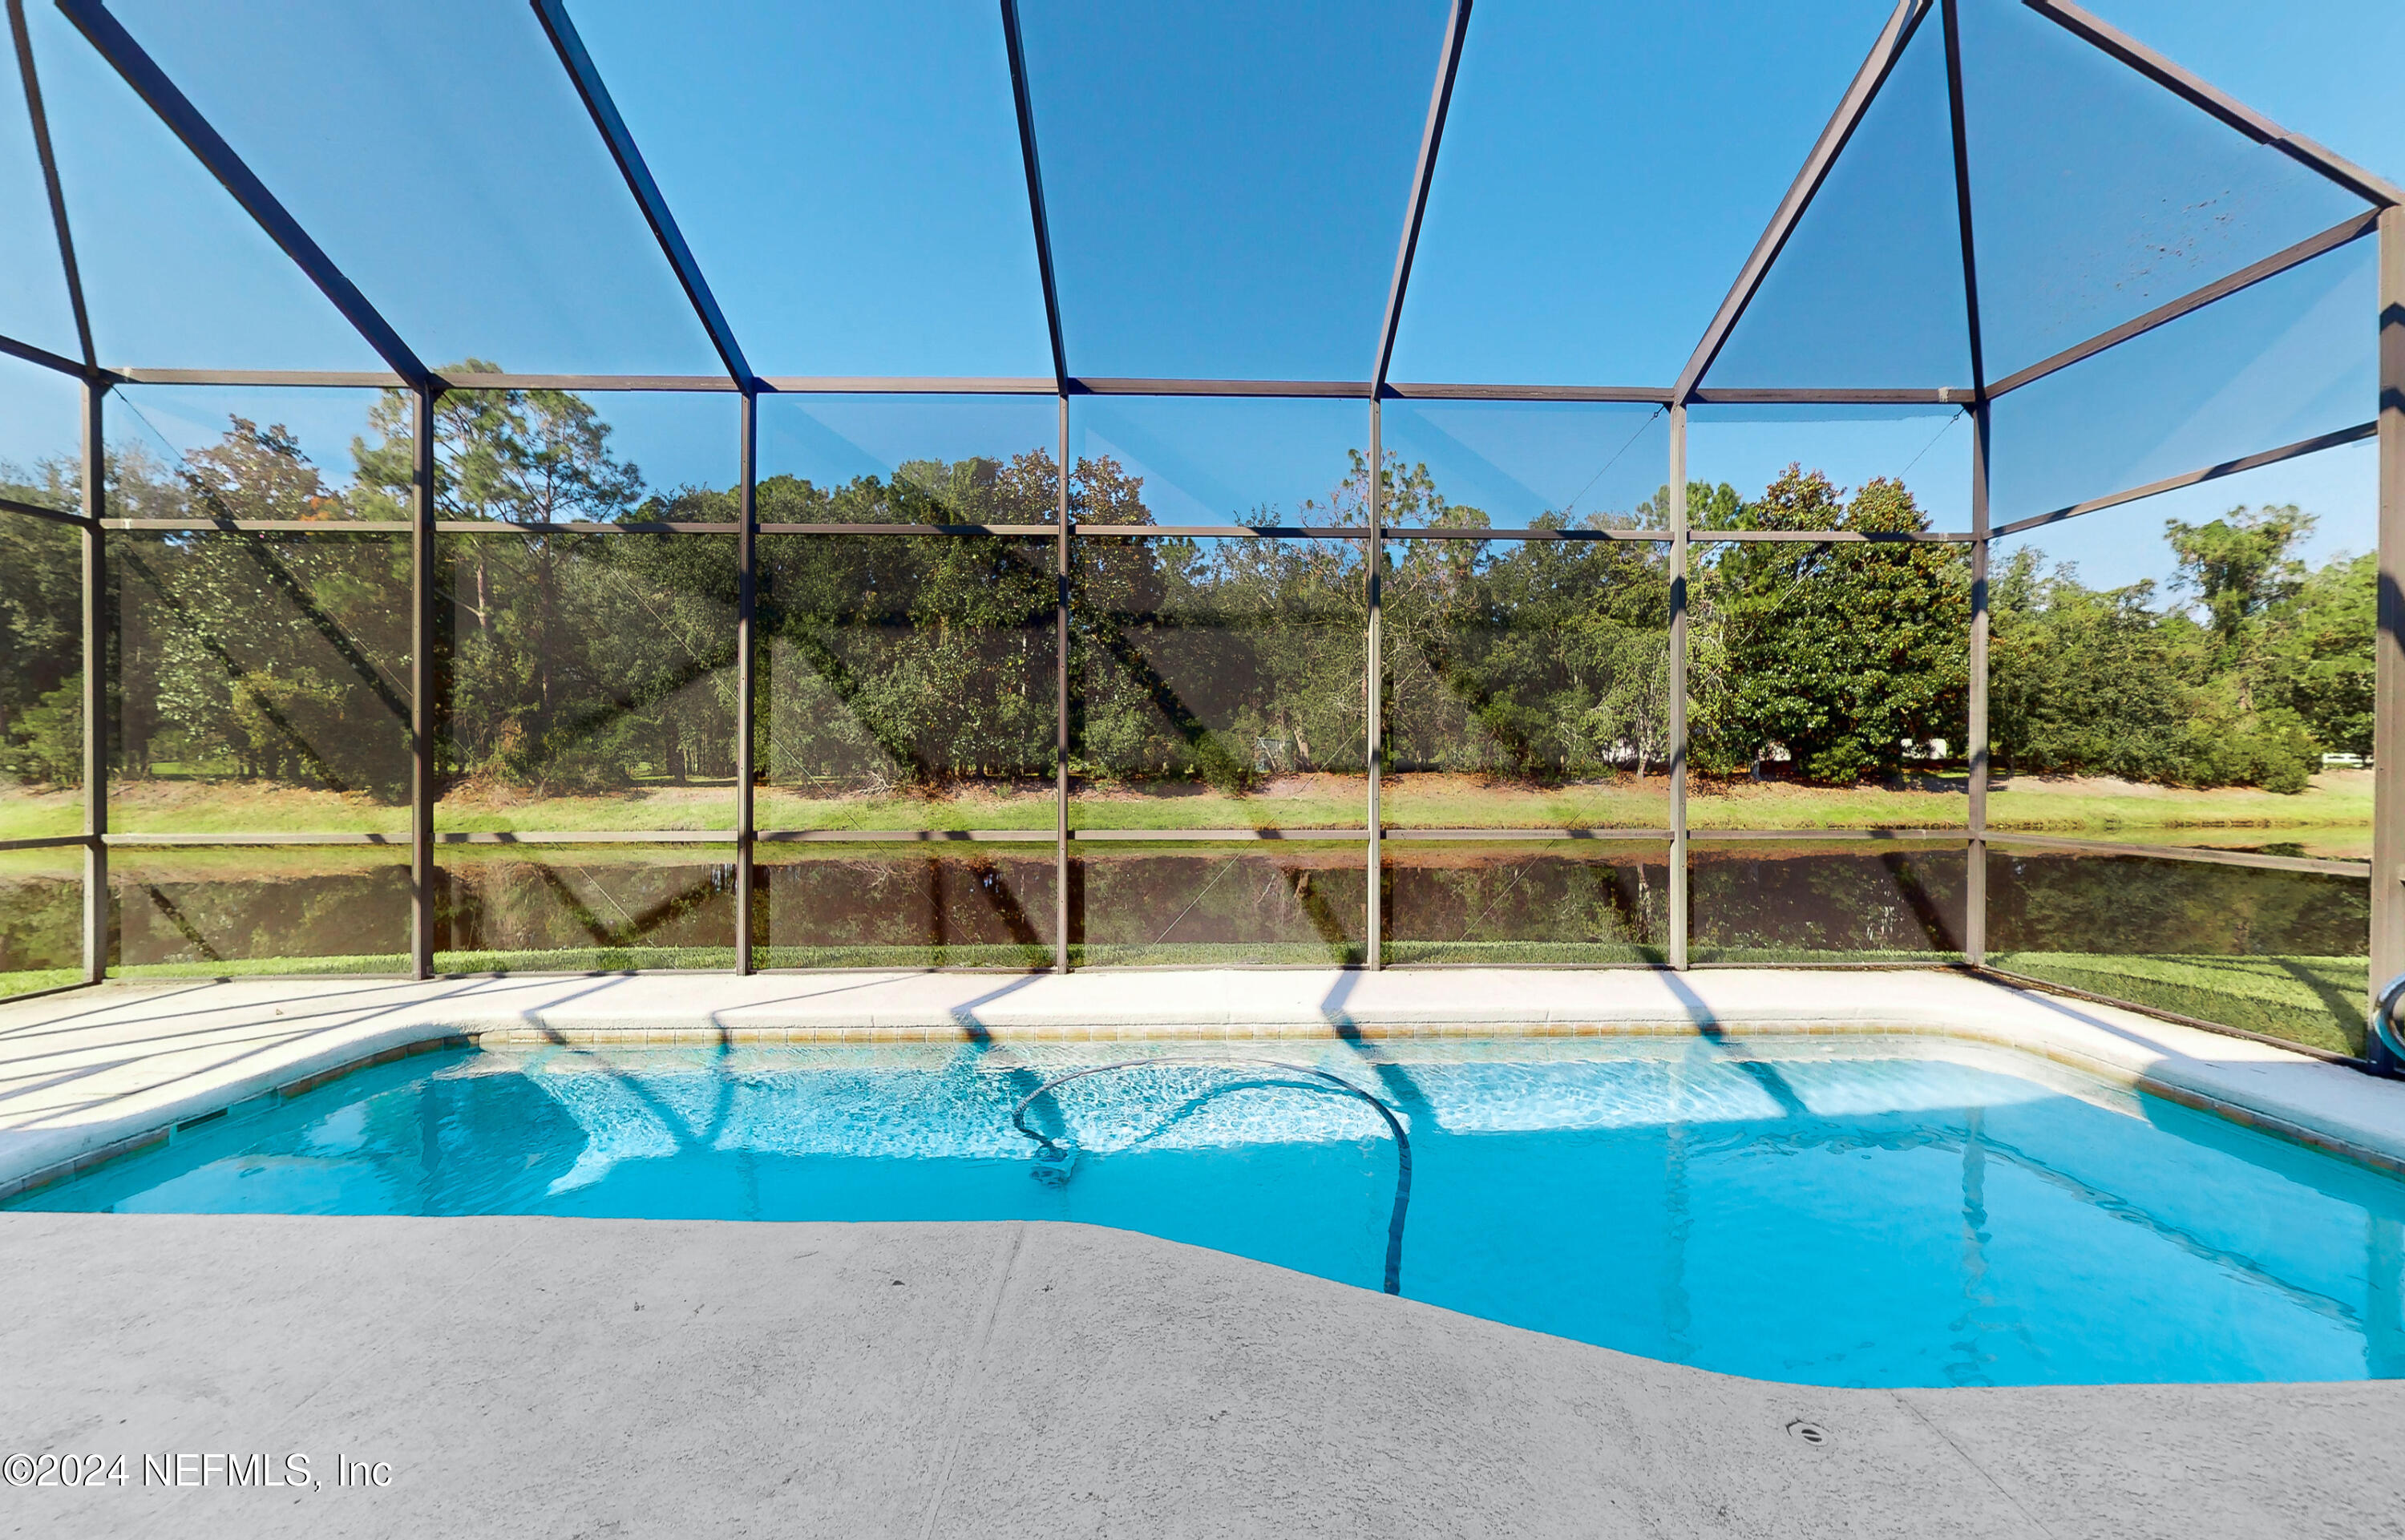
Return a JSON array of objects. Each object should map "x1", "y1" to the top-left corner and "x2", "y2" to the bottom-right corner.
[
  {"x1": 0, "y1": 967, "x2": 79, "y2": 1000},
  {"x1": 1986, "y1": 952, "x2": 2367, "y2": 1057}
]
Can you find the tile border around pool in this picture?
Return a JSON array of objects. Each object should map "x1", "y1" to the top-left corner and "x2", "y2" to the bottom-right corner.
[
  {"x1": 470, "y1": 1018, "x2": 2405, "y2": 1180},
  {"x1": 5, "y1": 970, "x2": 2403, "y2": 1203}
]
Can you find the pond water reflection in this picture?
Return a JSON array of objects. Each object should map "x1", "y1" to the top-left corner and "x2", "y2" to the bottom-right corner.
[{"x1": 0, "y1": 843, "x2": 2368, "y2": 1053}]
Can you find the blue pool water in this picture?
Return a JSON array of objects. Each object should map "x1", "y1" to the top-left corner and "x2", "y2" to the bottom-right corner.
[{"x1": 14, "y1": 1036, "x2": 2405, "y2": 1388}]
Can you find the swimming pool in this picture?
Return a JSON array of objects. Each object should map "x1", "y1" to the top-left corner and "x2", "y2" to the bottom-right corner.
[{"x1": 14, "y1": 1034, "x2": 2403, "y2": 1388}]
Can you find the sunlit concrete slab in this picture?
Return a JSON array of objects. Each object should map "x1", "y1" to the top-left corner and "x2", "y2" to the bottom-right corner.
[
  {"x1": 2, "y1": 969, "x2": 2402, "y2": 1200},
  {"x1": 1, "y1": 1213, "x2": 2395, "y2": 1538}
]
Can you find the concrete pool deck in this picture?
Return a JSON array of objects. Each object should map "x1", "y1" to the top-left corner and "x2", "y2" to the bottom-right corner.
[
  {"x1": 3, "y1": 967, "x2": 2403, "y2": 1200},
  {"x1": 6, "y1": 972, "x2": 2405, "y2": 1534},
  {"x1": 2, "y1": 1212, "x2": 2400, "y2": 1538}
]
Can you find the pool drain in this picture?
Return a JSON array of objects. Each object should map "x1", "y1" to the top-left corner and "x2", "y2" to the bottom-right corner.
[
  {"x1": 1786, "y1": 1421, "x2": 1829, "y2": 1445},
  {"x1": 1029, "y1": 1145, "x2": 1078, "y2": 1187}
]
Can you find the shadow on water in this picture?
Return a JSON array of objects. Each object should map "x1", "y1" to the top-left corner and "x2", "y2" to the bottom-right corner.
[
  {"x1": 1659, "y1": 966, "x2": 1811, "y2": 1118},
  {"x1": 942, "y1": 974, "x2": 1063, "y2": 1146},
  {"x1": 1322, "y1": 966, "x2": 1437, "y2": 1170}
]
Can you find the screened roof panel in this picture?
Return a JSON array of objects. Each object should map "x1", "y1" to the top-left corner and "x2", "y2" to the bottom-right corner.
[
  {"x1": 1390, "y1": 0, "x2": 1900, "y2": 388},
  {"x1": 1704, "y1": 8, "x2": 1970, "y2": 390},
  {"x1": 24, "y1": 2, "x2": 379, "y2": 371},
  {"x1": 0, "y1": 55, "x2": 79, "y2": 361},
  {"x1": 1015, "y1": 0, "x2": 1449, "y2": 382},
  {"x1": 105, "y1": 0, "x2": 719, "y2": 375},
  {"x1": 1987, "y1": 234, "x2": 2375, "y2": 523},
  {"x1": 1955, "y1": 0, "x2": 2371, "y2": 381},
  {"x1": 567, "y1": 0, "x2": 1053, "y2": 379}
]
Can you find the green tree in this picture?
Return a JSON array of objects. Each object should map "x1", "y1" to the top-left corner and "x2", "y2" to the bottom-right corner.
[
  {"x1": 353, "y1": 366, "x2": 734, "y2": 795},
  {"x1": 1382, "y1": 450, "x2": 1672, "y2": 782},
  {"x1": 2165, "y1": 503, "x2": 2313, "y2": 664},
  {"x1": 2262, "y1": 550, "x2": 2373, "y2": 758},
  {"x1": 0, "y1": 456, "x2": 83, "y2": 786},
  {"x1": 1692, "y1": 466, "x2": 1968, "y2": 784}
]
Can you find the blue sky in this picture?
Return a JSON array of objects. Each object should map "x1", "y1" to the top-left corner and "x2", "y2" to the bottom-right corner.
[{"x1": 0, "y1": 0, "x2": 2395, "y2": 581}]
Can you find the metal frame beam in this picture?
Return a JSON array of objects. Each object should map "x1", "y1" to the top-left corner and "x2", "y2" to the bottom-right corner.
[
  {"x1": 1372, "y1": 0, "x2": 1470, "y2": 389},
  {"x1": 2374, "y1": 207, "x2": 2404, "y2": 1070},
  {"x1": 765, "y1": 376, "x2": 1053, "y2": 397},
  {"x1": 735, "y1": 390, "x2": 758, "y2": 972},
  {"x1": 1365, "y1": 0, "x2": 1473, "y2": 968},
  {"x1": 1075, "y1": 378, "x2": 1372, "y2": 399},
  {"x1": 1386, "y1": 382, "x2": 1670, "y2": 404},
  {"x1": 1053, "y1": 394, "x2": 1071, "y2": 972},
  {"x1": 110, "y1": 369, "x2": 398, "y2": 389},
  {"x1": 9, "y1": 0, "x2": 91, "y2": 371},
  {"x1": 1675, "y1": 0, "x2": 1931, "y2": 401},
  {"x1": 1366, "y1": 388, "x2": 1384, "y2": 968},
  {"x1": 1687, "y1": 387, "x2": 1971, "y2": 406},
  {"x1": 529, "y1": 0, "x2": 751, "y2": 389},
  {"x1": 1667, "y1": 404, "x2": 1689, "y2": 969},
  {"x1": 409, "y1": 384, "x2": 436, "y2": 977},
  {"x1": 1942, "y1": 0, "x2": 1992, "y2": 968},
  {"x1": 440, "y1": 373, "x2": 736, "y2": 394},
  {"x1": 0, "y1": 329, "x2": 88, "y2": 378},
  {"x1": 76, "y1": 370, "x2": 2035, "y2": 405},
  {"x1": 1693, "y1": 528, "x2": 1977, "y2": 544},
  {"x1": 999, "y1": 0, "x2": 1068, "y2": 392},
  {"x1": 997, "y1": 0, "x2": 1076, "y2": 968},
  {"x1": 55, "y1": 0, "x2": 426, "y2": 382},
  {"x1": 78, "y1": 378, "x2": 103, "y2": 982},
  {"x1": 0, "y1": 494, "x2": 91, "y2": 528}
]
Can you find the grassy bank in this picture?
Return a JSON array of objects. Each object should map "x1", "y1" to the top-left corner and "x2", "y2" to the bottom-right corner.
[{"x1": 6, "y1": 945, "x2": 2362, "y2": 1061}]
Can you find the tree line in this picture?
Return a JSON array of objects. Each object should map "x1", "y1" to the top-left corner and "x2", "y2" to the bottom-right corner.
[{"x1": 0, "y1": 375, "x2": 2372, "y2": 801}]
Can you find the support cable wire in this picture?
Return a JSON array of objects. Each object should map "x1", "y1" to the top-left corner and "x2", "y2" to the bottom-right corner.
[{"x1": 1009, "y1": 1057, "x2": 1413, "y2": 1293}]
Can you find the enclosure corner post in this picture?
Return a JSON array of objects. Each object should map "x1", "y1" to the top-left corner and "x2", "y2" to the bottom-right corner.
[
  {"x1": 1366, "y1": 394, "x2": 1384, "y2": 972},
  {"x1": 79, "y1": 376, "x2": 104, "y2": 984},
  {"x1": 1667, "y1": 402, "x2": 1689, "y2": 972},
  {"x1": 410, "y1": 382, "x2": 436, "y2": 981},
  {"x1": 1055, "y1": 392, "x2": 1071, "y2": 975},
  {"x1": 1944, "y1": 0, "x2": 1991, "y2": 972},
  {"x1": 2373, "y1": 204, "x2": 2405, "y2": 1069},
  {"x1": 735, "y1": 388, "x2": 758, "y2": 977},
  {"x1": 1966, "y1": 402, "x2": 1991, "y2": 968}
]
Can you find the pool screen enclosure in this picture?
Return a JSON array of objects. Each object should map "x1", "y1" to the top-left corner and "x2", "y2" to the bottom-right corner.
[{"x1": 0, "y1": 0, "x2": 2399, "y2": 1067}]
